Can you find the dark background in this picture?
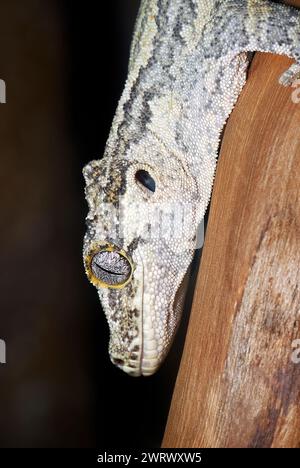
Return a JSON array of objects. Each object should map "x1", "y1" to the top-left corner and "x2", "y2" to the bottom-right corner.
[{"x1": 0, "y1": 0, "x2": 199, "y2": 447}]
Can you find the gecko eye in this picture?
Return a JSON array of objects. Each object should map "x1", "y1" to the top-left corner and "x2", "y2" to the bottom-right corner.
[
  {"x1": 85, "y1": 244, "x2": 134, "y2": 289},
  {"x1": 91, "y1": 250, "x2": 132, "y2": 287},
  {"x1": 135, "y1": 169, "x2": 156, "y2": 193}
]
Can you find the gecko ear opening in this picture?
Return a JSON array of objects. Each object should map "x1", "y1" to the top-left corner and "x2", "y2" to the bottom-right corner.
[{"x1": 135, "y1": 169, "x2": 156, "y2": 193}]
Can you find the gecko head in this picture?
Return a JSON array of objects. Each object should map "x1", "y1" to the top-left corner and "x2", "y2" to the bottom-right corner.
[{"x1": 83, "y1": 150, "x2": 199, "y2": 376}]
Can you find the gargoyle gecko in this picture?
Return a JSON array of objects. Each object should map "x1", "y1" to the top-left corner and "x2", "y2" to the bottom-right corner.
[{"x1": 83, "y1": 0, "x2": 300, "y2": 376}]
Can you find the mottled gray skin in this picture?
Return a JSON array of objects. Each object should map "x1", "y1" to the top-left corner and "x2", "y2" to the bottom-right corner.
[{"x1": 83, "y1": 0, "x2": 300, "y2": 376}]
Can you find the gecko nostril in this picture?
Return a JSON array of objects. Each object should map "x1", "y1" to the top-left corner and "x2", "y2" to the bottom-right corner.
[{"x1": 112, "y1": 357, "x2": 124, "y2": 366}]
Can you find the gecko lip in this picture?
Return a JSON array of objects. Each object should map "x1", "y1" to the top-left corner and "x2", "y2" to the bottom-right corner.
[
  {"x1": 85, "y1": 243, "x2": 134, "y2": 289},
  {"x1": 111, "y1": 357, "x2": 142, "y2": 377}
]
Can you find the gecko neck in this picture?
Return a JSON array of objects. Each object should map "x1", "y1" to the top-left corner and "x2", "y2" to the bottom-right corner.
[{"x1": 105, "y1": 0, "x2": 245, "y2": 171}]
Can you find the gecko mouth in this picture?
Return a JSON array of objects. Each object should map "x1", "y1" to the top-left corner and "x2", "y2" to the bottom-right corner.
[{"x1": 85, "y1": 243, "x2": 134, "y2": 289}]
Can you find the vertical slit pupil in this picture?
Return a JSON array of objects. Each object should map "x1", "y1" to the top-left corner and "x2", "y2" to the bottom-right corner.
[{"x1": 135, "y1": 170, "x2": 156, "y2": 193}]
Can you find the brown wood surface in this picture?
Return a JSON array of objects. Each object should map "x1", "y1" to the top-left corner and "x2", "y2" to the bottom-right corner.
[{"x1": 162, "y1": 50, "x2": 300, "y2": 448}]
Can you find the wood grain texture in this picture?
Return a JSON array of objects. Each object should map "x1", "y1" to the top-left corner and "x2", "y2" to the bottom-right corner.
[
  {"x1": 162, "y1": 51, "x2": 300, "y2": 448},
  {"x1": 282, "y1": 0, "x2": 300, "y2": 8}
]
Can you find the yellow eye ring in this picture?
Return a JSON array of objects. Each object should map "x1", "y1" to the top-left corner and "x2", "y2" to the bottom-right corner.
[{"x1": 84, "y1": 242, "x2": 134, "y2": 289}]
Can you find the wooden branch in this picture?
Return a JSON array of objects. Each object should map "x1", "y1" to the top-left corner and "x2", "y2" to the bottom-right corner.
[{"x1": 162, "y1": 52, "x2": 300, "y2": 448}]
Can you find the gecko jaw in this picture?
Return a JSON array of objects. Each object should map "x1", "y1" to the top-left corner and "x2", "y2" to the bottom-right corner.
[
  {"x1": 141, "y1": 319, "x2": 160, "y2": 376},
  {"x1": 108, "y1": 250, "x2": 161, "y2": 377},
  {"x1": 107, "y1": 248, "x2": 145, "y2": 377},
  {"x1": 111, "y1": 358, "x2": 143, "y2": 377},
  {"x1": 111, "y1": 340, "x2": 160, "y2": 377}
]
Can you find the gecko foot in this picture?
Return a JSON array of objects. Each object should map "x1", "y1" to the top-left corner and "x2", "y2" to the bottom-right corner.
[{"x1": 279, "y1": 63, "x2": 300, "y2": 87}]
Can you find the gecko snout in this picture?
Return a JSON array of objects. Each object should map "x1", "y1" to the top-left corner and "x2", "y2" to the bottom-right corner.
[{"x1": 111, "y1": 356, "x2": 142, "y2": 377}]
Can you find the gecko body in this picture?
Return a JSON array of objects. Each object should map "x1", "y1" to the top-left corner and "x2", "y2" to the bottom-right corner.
[{"x1": 83, "y1": 0, "x2": 300, "y2": 376}]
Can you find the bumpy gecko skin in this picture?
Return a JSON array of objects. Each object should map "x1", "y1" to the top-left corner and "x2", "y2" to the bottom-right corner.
[{"x1": 83, "y1": 0, "x2": 300, "y2": 376}]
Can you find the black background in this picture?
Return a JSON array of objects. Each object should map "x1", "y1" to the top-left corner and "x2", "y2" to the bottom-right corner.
[{"x1": 0, "y1": 0, "x2": 199, "y2": 447}]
